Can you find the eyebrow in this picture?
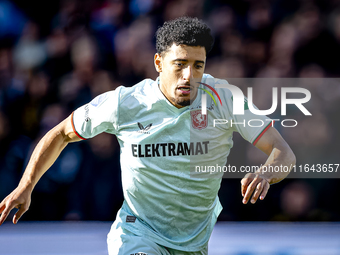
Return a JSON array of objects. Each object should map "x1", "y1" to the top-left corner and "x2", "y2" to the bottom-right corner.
[{"x1": 173, "y1": 59, "x2": 205, "y2": 64}]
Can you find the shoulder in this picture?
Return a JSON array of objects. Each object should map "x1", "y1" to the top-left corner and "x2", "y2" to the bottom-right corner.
[
  {"x1": 87, "y1": 78, "x2": 155, "y2": 110},
  {"x1": 118, "y1": 78, "x2": 155, "y2": 102}
]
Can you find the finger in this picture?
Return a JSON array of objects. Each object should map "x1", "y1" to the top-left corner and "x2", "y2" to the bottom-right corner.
[
  {"x1": 0, "y1": 203, "x2": 5, "y2": 214},
  {"x1": 241, "y1": 179, "x2": 250, "y2": 197},
  {"x1": 250, "y1": 180, "x2": 266, "y2": 204},
  {"x1": 241, "y1": 173, "x2": 255, "y2": 197},
  {"x1": 243, "y1": 176, "x2": 261, "y2": 204},
  {"x1": 259, "y1": 181, "x2": 270, "y2": 200},
  {"x1": 13, "y1": 205, "x2": 26, "y2": 224},
  {"x1": 0, "y1": 205, "x2": 14, "y2": 226}
]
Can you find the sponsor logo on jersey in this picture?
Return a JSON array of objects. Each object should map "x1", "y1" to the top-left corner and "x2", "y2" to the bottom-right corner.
[
  {"x1": 130, "y1": 253, "x2": 147, "y2": 255},
  {"x1": 191, "y1": 110, "x2": 207, "y2": 130},
  {"x1": 126, "y1": 215, "x2": 136, "y2": 223},
  {"x1": 131, "y1": 141, "x2": 209, "y2": 157},
  {"x1": 84, "y1": 104, "x2": 90, "y2": 122},
  {"x1": 137, "y1": 122, "x2": 152, "y2": 134}
]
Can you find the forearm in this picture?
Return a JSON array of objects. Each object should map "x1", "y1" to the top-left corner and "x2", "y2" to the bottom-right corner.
[
  {"x1": 257, "y1": 145, "x2": 296, "y2": 184},
  {"x1": 19, "y1": 129, "x2": 68, "y2": 191},
  {"x1": 18, "y1": 115, "x2": 80, "y2": 192},
  {"x1": 0, "y1": 115, "x2": 80, "y2": 225},
  {"x1": 241, "y1": 127, "x2": 295, "y2": 204}
]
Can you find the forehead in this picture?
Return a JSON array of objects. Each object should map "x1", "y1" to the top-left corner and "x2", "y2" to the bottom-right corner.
[{"x1": 163, "y1": 43, "x2": 206, "y2": 61}]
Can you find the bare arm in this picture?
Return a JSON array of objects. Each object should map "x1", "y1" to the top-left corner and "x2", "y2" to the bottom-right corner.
[
  {"x1": 0, "y1": 114, "x2": 81, "y2": 225},
  {"x1": 241, "y1": 127, "x2": 296, "y2": 204}
]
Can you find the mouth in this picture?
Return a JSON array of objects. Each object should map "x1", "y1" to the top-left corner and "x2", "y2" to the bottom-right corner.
[{"x1": 177, "y1": 85, "x2": 193, "y2": 95}]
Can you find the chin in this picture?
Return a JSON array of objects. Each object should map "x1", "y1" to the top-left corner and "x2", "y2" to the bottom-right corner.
[
  {"x1": 172, "y1": 97, "x2": 191, "y2": 107},
  {"x1": 177, "y1": 100, "x2": 191, "y2": 107}
]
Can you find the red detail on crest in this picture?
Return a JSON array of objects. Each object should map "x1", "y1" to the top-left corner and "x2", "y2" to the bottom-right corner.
[{"x1": 191, "y1": 110, "x2": 208, "y2": 130}]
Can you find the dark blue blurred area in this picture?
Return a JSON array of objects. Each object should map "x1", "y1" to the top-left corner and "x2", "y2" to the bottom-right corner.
[{"x1": 0, "y1": 0, "x2": 340, "y2": 222}]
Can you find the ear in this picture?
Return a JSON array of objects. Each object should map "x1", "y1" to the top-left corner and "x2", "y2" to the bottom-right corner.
[{"x1": 154, "y1": 53, "x2": 162, "y2": 73}]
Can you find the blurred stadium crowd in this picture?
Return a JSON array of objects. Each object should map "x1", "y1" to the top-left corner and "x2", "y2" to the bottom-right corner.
[{"x1": 0, "y1": 0, "x2": 340, "y2": 222}]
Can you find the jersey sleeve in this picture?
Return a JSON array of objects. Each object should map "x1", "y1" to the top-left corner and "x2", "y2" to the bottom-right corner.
[
  {"x1": 72, "y1": 88, "x2": 121, "y2": 139},
  {"x1": 230, "y1": 102, "x2": 273, "y2": 145},
  {"x1": 217, "y1": 80, "x2": 273, "y2": 145}
]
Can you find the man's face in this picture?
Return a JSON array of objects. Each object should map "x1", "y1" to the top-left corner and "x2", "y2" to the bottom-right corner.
[{"x1": 154, "y1": 43, "x2": 206, "y2": 108}]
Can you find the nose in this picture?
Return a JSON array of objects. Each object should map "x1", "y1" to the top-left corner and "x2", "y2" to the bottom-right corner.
[{"x1": 182, "y1": 65, "x2": 193, "y2": 82}]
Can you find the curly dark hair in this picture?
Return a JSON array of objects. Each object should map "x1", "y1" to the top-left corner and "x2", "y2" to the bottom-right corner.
[{"x1": 156, "y1": 17, "x2": 214, "y2": 55}]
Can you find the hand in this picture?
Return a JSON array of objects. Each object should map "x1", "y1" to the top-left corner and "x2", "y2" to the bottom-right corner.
[
  {"x1": 241, "y1": 173, "x2": 270, "y2": 204},
  {"x1": 0, "y1": 186, "x2": 32, "y2": 225}
]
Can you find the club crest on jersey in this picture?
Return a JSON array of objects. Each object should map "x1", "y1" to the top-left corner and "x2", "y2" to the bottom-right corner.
[{"x1": 191, "y1": 110, "x2": 207, "y2": 130}]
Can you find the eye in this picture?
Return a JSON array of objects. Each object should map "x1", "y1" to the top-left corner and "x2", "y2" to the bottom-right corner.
[
  {"x1": 195, "y1": 64, "x2": 203, "y2": 69},
  {"x1": 175, "y1": 63, "x2": 184, "y2": 67}
]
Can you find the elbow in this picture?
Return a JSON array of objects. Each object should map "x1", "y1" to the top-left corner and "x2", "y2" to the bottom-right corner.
[
  {"x1": 49, "y1": 124, "x2": 70, "y2": 148},
  {"x1": 291, "y1": 152, "x2": 296, "y2": 168},
  {"x1": 287, "y1": 146, "x2": 296, "y2": 169}
]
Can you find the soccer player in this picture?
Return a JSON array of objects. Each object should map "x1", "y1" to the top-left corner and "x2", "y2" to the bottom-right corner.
[{"x1": 0, "y1": 17, "x2": 295, "y2": 254}]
